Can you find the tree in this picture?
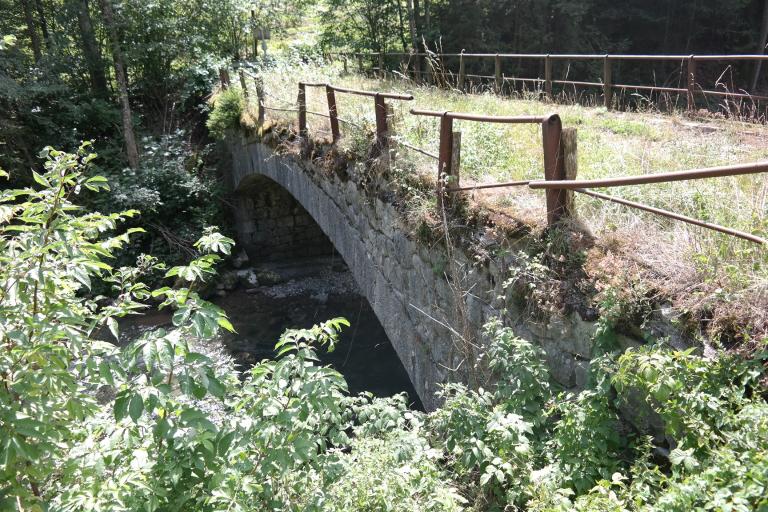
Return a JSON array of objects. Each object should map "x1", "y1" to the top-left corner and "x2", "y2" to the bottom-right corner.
[
  {"x1": 99, "y1": 0, "x2": 139, "y2": 169},
  {"x1": 75, "y1": 0, "x2": 108, "y2": 96},
  {"x1": 406, "y1": 0, "x2": 421, "y2": 75},
  {"x1": 320, "y1": 0, "x2": 404, "y2": 53},
  {"x1": 752, "y1": 0, "x2": 768, "y2": 90},
  {"x1": 20, "y1": 0, "x2": 42, "y2": 61}
]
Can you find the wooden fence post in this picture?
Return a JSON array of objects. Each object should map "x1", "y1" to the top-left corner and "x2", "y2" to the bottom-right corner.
[
  {"x1": 544, "y1": 55, "x2": 553, "y2": 99},
  {"x1": 603, "y1": 55, "x2": 612, "y2": 109},
  {"x1": 458, "y1": 52, "x2": 466, "y2": 91},
  {"x1": 326, "y1": 85, "x2": 340, "y2": 142},
  {"x1": 238, "y1": 69, "x2": 248, "y2": 98},
  {"x1": 687, "y1": 55, "x2": 697, "y2": 111},
  {"x1": 343, "y1": 55, "x2": 348, "y2": 74},
  {"x1": 297, "y1": 82, "x2": 307, "y2": 138},
  {"x1": 358, "y1": 54, "x2": 363, "y2": 73},
  {"x1": 542, "y1": 113, "x2": 566, "y2": 224},
  {"x1": 494, "y1": 54, "x2": 502, "y2": 93},
  {"x1": 378, "y1": 52, "x2": 385, "y2": 78},
  {"x1": 437, "y1": 114, "x2": 454, "y2": 209}
]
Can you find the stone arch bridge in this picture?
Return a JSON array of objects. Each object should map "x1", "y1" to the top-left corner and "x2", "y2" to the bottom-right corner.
[{"x1": 225, "y1": 138, "x2": 669, "y2": 410}]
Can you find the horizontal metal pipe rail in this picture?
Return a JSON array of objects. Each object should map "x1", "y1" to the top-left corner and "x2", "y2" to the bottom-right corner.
[
  {"x1": 296, "y1": 82, "x2": 414, "y2": 146},
  {"x1": 528, "y1": 161, "x2": 768, "y2": 189},
  {"x1": 247, "y1": 69, "x2": 767, "y2": 246},
  {"x1": 410, "y1": 108, "x2": 568, "y2": 222},
  {"x1": 338, "y1": 51, "x2": 768, "y2": 61},
  {"x1": 341, "y1": 51, "x2": 768, "y2": 110},
  {"x1": 409, "y1": 108, "x2": 548, "y2": 123},
  {"x1": 330, "y1": 84, "x2": 414, "y2": 100},
  {"x1": 575, "y1": 188, "x2": 767, "y2": 245},
  {"x1": 448, "y1": 180, "x2": 531, "y2": 192}
]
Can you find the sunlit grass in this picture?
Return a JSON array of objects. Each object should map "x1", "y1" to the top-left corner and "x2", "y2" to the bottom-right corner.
[{"x1": 243, "y1": 59, "x2": 768, "y2": 287}]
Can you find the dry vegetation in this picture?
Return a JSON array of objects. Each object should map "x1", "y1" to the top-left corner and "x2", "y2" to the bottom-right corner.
[{"x1": 237, "y1": 59, "x2": 768, "y2": 345}]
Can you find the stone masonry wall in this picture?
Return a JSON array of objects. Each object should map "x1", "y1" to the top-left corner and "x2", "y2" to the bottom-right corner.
[
  {"x1": 233, "y1": 174, "x2": 334, "y2": 262},
  {"x1": 226, "y1": 138, "x2": 684, "y2": 412}
]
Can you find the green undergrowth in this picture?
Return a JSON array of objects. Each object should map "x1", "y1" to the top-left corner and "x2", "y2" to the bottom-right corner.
[{"x1": 3, "y1": 145, "x2": 768, "y2": 511}]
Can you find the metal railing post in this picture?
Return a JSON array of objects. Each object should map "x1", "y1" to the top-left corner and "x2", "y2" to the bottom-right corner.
[
  {"x1": 687, "y1": 55, "x2": 697, "y2": 111},
  {"x1": 603, "y1": 55, "x2": 612, "y2": 109},
  {"x1": 374, "y1": 93, "x2": 388, "y2": 148},
  {"x1": 542, "y1": 113, "x2": 566, "y2": 224},
  {"x1": 297, "y1": 82, "x2": 307, "y2": 138},
  {"x1": 325, "y1": 85, "x2": 340, "y2": 142}
]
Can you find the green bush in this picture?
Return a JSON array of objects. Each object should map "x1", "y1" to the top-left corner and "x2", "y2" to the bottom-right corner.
[
  {"x1": 206, "y1": 87, "x2": 244, "y2": 139},
  {"x1": 3, "y1": 146, "x2": 768, "y2": 512},
  {"x1": 87, "y1": 131, "x2": 225, "y2": 282}
]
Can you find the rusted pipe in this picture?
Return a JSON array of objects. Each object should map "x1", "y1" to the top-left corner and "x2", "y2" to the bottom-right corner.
[
  {"x1": 529, "y1": 161, "x2": 768, "y2": 189},
  {"x1": 329, "y1": 85, "x2": 414, "y2": 100},
  {"x1": 341, "y1": 52, "x2": 768, "y2": 61},
  {"x1": 326, "y1": 85, "x2": 340, "y2": 142},
  {"x1": 612, "y1": 84, "x2": 687, "y2": 93},
  {"x1": 447, "y1": 180, "x2": 530, "y2": 192},
  {"x1": 552, "y1": 79, "x2": 604, "y2": 87},
  {"x1": 409, "y1": 108, "x2": 549, "y2": 123},
  {"x1": 575, "y1": 188, "x2": 767, "y2": 245},
  {"x1": 541, "y1": 113, "x2": 567, "y2": 224}
]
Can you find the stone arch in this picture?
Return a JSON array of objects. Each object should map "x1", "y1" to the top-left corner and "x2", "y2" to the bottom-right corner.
[
  {"x1": 227, "y1": 140, "x2": 449, "y2": 410},
  {"x1": 233, "y1": 174, "x2": 335, "y2": 262}
]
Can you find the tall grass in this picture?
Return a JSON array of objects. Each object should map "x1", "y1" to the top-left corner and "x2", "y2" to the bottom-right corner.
[{"x1": 244, "y1": 60, "x2": 768, "y2": 291}]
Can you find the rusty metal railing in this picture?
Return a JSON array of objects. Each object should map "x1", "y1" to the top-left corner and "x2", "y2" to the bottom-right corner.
[
  {"x1": 408, "y1": 108, "x2": 572, "y2": 223},
  {"x1": 297, "y1": 82, "x2": 414, "y2": 146},
  {"x1": 235, "y1": 71, "x2": 767, "y2": 246},
  {"x1": 529, "y1": 162, "x2": 768, "y2": 244},
  {"x1": 333, "y1": 52, "x2": 768, "y2": 111}
]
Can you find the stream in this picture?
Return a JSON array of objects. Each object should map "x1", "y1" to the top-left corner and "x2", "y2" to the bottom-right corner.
[{"x1": 123, "y1": 256, "x2": 423, "y2": 410}]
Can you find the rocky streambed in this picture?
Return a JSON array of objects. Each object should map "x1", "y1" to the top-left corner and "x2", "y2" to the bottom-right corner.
[{"x1": 122, "y1": 255, "x2": 423, "y2": 409}]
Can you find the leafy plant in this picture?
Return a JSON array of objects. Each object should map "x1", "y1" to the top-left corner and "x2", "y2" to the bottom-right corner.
[{"x1": 207, "y1": 87, "x2": 245, "y2": 139}]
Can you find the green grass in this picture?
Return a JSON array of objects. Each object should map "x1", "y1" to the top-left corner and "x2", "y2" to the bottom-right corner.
[{"x1": 245, "y1": 60, "x2": 768, "y2": 288}]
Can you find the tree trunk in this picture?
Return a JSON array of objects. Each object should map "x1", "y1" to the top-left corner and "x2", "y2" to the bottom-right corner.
[
  {"x1": 34, "y1": 0, "x2": 51, "y2": 49},
  {"x1": 751, "y1": 0, "x2": 768, "y2": 91},
  {"x1": 424, "y1": 0, "x2": 431, "y2": 37},
  {"x1": 21, "y1": 0, "x2": 42, "y2": 62},
  {"x1": 99, "y1": 0, "x2": 139, "y2": 169},
  {"x1": 406, "y1": 0, "x2": 421, "y2": 77},
  {"x1": 396, "y1": 0, "x2": 408, "y2": 52},
  {"x1": 77, "y1": 0, "x2": 109, "y2": 96},
  {"x1": 413, "y1": 0, "x2": 421, "y2": 33}
]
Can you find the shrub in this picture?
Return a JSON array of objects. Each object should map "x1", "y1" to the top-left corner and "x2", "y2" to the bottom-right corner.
[{"x1": 206, "y1": 87, "x2": 244, "y2": 139}]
